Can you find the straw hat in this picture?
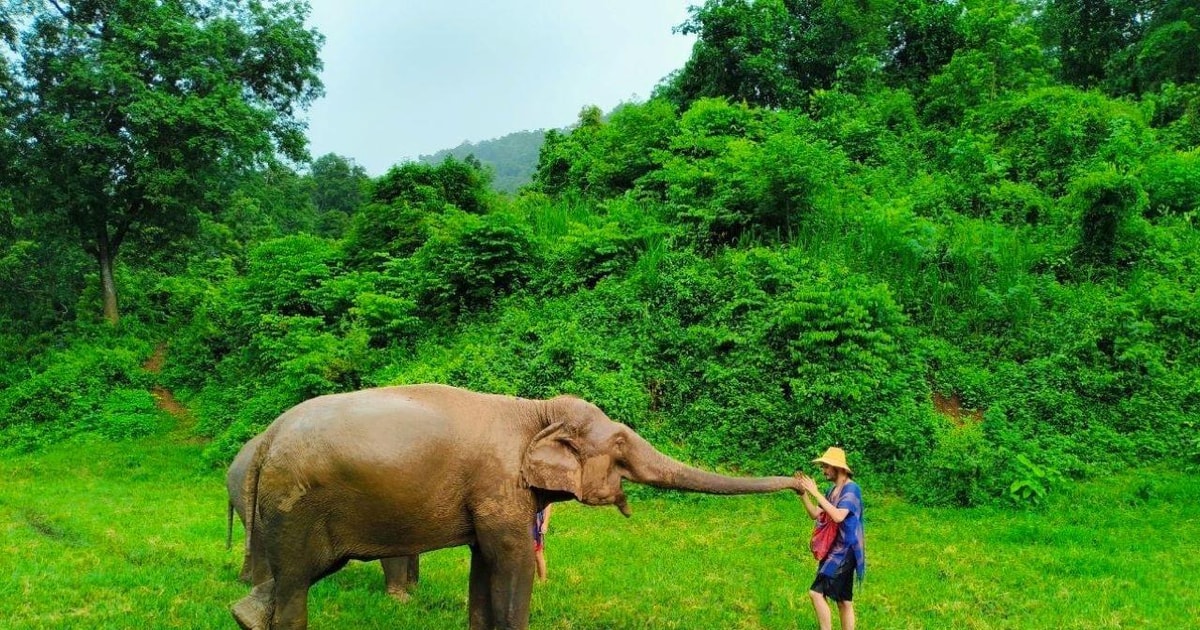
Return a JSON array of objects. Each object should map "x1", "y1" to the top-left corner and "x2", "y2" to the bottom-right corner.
[{"x1": 812, "y1": 447, "x2": 852, "y2": 474}]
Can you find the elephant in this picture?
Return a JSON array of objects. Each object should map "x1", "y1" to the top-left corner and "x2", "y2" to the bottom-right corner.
[
  {"x1": 230, "y1": 384, "x2": 802, "y2": 630},
  {"x1": 226, "y1": 433, "x2": 421, "y2": 599}
]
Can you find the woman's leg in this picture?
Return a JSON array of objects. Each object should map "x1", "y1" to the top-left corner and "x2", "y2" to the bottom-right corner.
[
  {"x1": 837, "y1": 600, "x2": 855, "y2": 630},
  {"x1": 534, "y1": 548, "x2": 547, "y2": 582},
  {"x1": 808, "y1": 590, "x2": 832, "y2": 630}
]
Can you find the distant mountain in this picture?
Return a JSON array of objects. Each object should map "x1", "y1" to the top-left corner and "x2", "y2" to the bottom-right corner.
[{"x1": 419, "y1": 129, "x2": 546, "y2": 194}]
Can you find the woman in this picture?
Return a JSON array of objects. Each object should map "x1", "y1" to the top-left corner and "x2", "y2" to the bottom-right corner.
[
  {"x1": 533, "y1": 503, "x2": 552, "y2": 582},
  {"x1": 796, "y1": 447, "x2": 865, "y2": 630}
]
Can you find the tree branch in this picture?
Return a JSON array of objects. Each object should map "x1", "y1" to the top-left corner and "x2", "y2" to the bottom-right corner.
[
  {"x1": 48, "y1": 0, "x2": 103, "y2": 39},
  {"x1": 110, "y1": 201, "x2": 140, "y2": 254}
]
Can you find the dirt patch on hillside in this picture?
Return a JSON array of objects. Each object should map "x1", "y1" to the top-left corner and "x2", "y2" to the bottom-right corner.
[
  {"x1": 143, "y1": 343, "x2": 199, "y2": 436},
  {"x1": 143, "y1": 342, "x2": 167, "y2": 374},
  {"x1": 151, "y1": 387, "x2": 190, "y2": 421},
  {"x1": 932, "y1": 390, "x2": 984, "y2": 426}
]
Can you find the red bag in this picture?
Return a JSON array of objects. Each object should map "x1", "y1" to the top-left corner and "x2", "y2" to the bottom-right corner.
[{"x1": 810, "y1": 513, "x2": 837, "y2": 561}]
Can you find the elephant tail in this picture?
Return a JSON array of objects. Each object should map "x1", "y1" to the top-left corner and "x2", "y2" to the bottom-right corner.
[{"x1": 241, "y1": 435, "x2": 271, "y2": 579}]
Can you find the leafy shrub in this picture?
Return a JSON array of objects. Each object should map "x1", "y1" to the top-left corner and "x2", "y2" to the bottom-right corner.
[
  {"x1": 920, "y1": 0, "x2": 1052, "y2": 125},
  {"x1": 371, "y1": 156, "x2": 493, "y2": 214},
  {"x1": 408, "y1": 210, "x2": 536, "y2": 320},
  {"x1": 584, "y1": 99, "x2": 679, "y2": 197},
  {"x1": 240, "y1": 235, "x2": 342, "y2": 319},
  {"x1": 246, "y1": 316, "x2": 372, "y2": 398},
  {"x1": 1140, "y1": 149, "x2": 1200, "y2": 218},
  {"x1": 342, "y1": 202, "x2": 431, "y2": 269},
  {"x1": 915, "y1": 421, "x2": 1004, "y2": 507},
  {"x1": 535, "y1": 221, "x2": 644, "y2": 293},
  {"x1": 1142, "y1": 82, "x2": 1200, "y2": 149},
  {"x1": 1007, "y1": 453, "x2": 1065, "y2": 507},
  {"x1": 975, "y1": 88, "x2": 1154, "y2": 195},
  {"x1": 350, "y1": 292, "x2": 420, "y2": 347},
  {"x1": 1063, "y1": 167, "x2": 1149, "y2": 267},
  {"x1": 655, "y1": 103, "x2": 849, "y2": 244},
  {"x1": 97, "y1": 389, "x2": 167, "y2": 440},
  {"x1": 0, "y1": 337, "x2": 158, "y2": 450}
]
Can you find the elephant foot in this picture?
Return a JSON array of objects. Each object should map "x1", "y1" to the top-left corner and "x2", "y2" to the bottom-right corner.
[
  {"x1": 386, "y1": 586, "x2": 412, "y2": 603},
  {"x1": 231, "y1": 591, "x2": 271, "y2": 630}
]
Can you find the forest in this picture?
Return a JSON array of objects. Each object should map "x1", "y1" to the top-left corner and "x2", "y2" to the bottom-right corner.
[{"x1": 2, "y1": 0, "x2": 1198, "y2": 507}]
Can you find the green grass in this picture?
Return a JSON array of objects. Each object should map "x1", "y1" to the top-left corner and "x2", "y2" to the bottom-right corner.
[{"x1": 2, "y1": 434, "x2": 1198, "y2": 629}]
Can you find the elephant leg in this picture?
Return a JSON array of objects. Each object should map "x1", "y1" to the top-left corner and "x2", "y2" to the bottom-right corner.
[
  {"x1": 264, "y1": 521, "x2": 345, "y2": 630},
  {"x1": 241, "y1": 536, "x2": 271, "y2": 585},
  {"x1": 231, "y1": 579, "x2": 273, "y2": 630},
  {"x1": 269, "y1": 557, "x2": 345, "y2": 630},
  {"x1": 380, "y1": 555, "x2": 419, "y2": 602},
  {"x1": 406, "y1": 554, "x2": 420, "y2": 583},
  {"x1": 270, "y1": 573, "x2": 312, "y2": 630},
  {"x1": 477, "y1": 528, "x2": 535, "y2": 630},
  {"x1": 467, "y1": 545, "x2": 493, "y2": 630}
]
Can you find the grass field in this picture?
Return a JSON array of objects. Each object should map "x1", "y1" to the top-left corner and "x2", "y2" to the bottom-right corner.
[{"x1": 2, "y1": 433, "x2": 1198, "y2": 629}]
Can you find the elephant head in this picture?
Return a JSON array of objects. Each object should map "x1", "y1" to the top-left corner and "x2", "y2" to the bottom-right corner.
[{"x1": 521, "y1": 396, "x2": 798, "y2": 516}]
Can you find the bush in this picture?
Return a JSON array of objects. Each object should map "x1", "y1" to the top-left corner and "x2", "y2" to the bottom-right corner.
[
  {"x1": 914, "y1": 421, "x2": 1004, "y2": 507},
  {"x1": 1063, "y1": 167, "x2": 1149, "y2": 267},
  {"x1": 342, "y1": 202, "x2": 431, "y2": 269},
  {"x1": 975, "y1": 88, "x2": 1154, "y2": 196},
  {"x1": 97, "y1": 389, "x2": 168, "y2": 440},
  {"x1": 1140, "y1": 149, "x2": 1200, "y2": 218},
  {"x1": 0, "y1": 337, "x2": 160, "y2": 451},
  {"x1": 408, "y1": 210, "x2": 536, "y2": 320},
  {"x1": 240, "y1": 235, "x2": 342, "y2": 319},
  {"x1": 350, "y1": 292, "x2": 420, "y2": 348}
]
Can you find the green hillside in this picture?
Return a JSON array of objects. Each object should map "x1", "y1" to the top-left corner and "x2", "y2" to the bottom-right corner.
[
  {"x1": 419, "y1": 129, "x2": 547, "y2": 194},
  {"x1": 2, "y1": 0, "x2": 1198, "y2": 508}
]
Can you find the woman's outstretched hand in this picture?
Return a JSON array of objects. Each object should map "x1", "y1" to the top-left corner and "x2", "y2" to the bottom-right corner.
[{"x1": 795, "y1": 473, "x2": 820, "y2": 496}]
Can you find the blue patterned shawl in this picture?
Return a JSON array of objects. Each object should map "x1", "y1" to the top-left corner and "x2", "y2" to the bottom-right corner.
[{"x1": 817, "y1": 480, "x2": 865, "y2": 582}]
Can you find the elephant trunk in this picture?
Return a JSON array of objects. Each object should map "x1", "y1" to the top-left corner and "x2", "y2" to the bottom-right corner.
[{"x1": 623, "y1": 432, "x2": 797, "y2": 495}]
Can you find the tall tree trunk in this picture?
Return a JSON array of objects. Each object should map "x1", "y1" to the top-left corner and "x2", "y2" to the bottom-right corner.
[{"x1": 97, "y1": 229, "x2": 119, "y2": 325}]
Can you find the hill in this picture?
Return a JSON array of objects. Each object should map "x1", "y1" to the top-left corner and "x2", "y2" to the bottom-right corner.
[{"x1": 419, "y1": 129, "x2": 546, "y2": 193}]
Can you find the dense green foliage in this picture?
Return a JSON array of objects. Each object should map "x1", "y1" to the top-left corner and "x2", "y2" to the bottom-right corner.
[{"x1": 2, "y1": 0, "x2": 1199, "y2": 510}]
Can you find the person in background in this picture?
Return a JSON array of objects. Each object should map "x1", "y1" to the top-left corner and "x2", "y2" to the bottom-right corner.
[
  {"x1": 796, "y1": 447, "x2": 866, "y2": 630},
  {"x1": 533, "y1": 503, "x2": 552, "y2": 582}
]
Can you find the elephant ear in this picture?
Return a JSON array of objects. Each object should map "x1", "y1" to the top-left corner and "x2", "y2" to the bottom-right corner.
[{"x1": 521, "y1": 422, "x2": 582, "y2": 499}]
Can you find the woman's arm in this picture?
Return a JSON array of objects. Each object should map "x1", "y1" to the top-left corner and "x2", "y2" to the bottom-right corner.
[
  {"x1": 795, "y1": 475, "x2": 823, "y2": 520},
  {"x1": 798, "y1": 477, "x2": 850, "y2": 523},
  {"x1": 800, "y1": 491, "x2": 822, "y2": 520},
  {"x1": 812, "y1": 492, "x2": 850, "y2": 523}
]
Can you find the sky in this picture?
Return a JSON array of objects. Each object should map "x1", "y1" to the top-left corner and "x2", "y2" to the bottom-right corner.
[{"x1": 303, "y1": 1, "x2": 698, "y2": 175}]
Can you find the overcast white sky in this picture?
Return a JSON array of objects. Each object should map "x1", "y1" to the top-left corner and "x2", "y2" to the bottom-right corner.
[{"x1": 303, "y1": 1, "x2": 697, "y2": 175}]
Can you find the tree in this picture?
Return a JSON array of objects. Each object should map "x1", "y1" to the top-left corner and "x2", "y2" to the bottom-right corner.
[
  {"x1": 1037, "y1": 0, "x2": 1200, "y2": 95},
  {"x1": 659, "y1": 0, "x2": 894, "y2": 109},
  {"x1": 6, "y1": 0, "x2": 324, "y2": 324},
  {"x1": 309, "y1": 153, "x2": 368, "y2": 237},
  {"x1": 0, "y1": 3, "x2": 18, "y2": 180},
  {"x1": 882, "y1": 0, "x2": 964, "y2": 88},
  {"x1": 372, "y1": 157, "x2": 493, "y2": 215},
  {"x1": 1038, "y1": 0, "x2": 1147, "y2": 89}
]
